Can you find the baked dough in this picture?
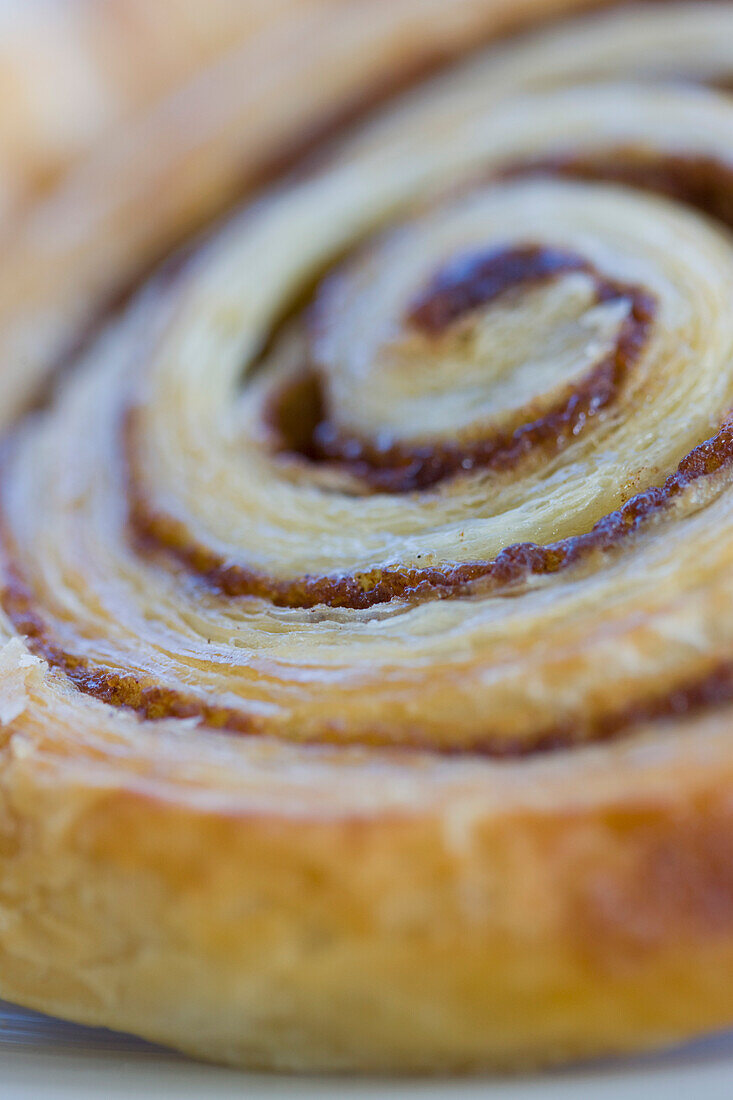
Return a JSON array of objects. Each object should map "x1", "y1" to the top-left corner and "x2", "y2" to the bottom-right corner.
[{"x1": 3, "y1": 0, "x2": 733, "y2": 1073}]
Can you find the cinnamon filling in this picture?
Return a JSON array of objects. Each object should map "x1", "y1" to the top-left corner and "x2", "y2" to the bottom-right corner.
[
  {"x1": 0, "y1": 559, "x2": 260, "y2": 734},
  {"x1": 407, "y1": 244, "x2": 603, "y2": 334},
  {"x1": 127, "y1": 418, "x2": 733, "y2": 609},
  {"x1": 270, "y1": 246, "x2": 655, "y2": 492},
  {"x1": 6, "y1": 537, "x2": 733, "y2": 754},
  {"x1": 6, "y1": 144, "x2": 733, "y2": 752},
  {"x1": 501, "y1": 150, "x2": 733, "y2": 231}
]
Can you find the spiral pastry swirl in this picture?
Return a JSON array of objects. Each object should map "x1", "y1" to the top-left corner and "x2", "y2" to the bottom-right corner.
[{"x1": 5, "y1": 0, "x2": 733, "y2": 1074}]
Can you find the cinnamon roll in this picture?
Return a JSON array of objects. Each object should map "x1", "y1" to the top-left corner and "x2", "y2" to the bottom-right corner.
[{"x1": 3, "y1": 0, "x2": 733, "y2": 1074}]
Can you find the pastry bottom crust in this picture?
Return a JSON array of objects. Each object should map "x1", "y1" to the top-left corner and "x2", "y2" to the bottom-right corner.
[{"x1": 3, "y1": 724, "x2": 733, "y2": 1072}]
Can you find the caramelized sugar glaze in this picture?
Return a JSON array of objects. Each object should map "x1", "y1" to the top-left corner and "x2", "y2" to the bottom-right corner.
[{"x1": 6, "y1": 2, "x2": 733, "y2": 757}]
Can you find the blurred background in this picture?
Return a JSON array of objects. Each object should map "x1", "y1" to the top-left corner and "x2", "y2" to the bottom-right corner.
[
  {"x1": 0, "y1": 0, "x2": 606, "y2": 228},
  {"x1": 0, "y1": 0, "x2": 310, "y2": 221}
]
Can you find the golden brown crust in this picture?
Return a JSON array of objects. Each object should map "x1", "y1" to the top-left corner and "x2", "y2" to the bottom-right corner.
[
  {"x1": 4, "y1": 0, "x2": 733, "y2": 1075},
  {"x1": 7, "y1": 716, "x2": 733, "y2": 1070}
]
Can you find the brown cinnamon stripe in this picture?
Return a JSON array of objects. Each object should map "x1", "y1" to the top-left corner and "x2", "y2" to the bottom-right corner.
[
  {"x1": 460, "y1": 657, "x2": 733, "y2": 759},
  {"x1": 272, "y1": 246, "x2": 655, "y2": 492},
  {"x1": 6, "y1": 416, "x2": 733, "y2": 749},
  {"x1": 500, "y1": 150, "x2": 733, "y2": 230},
  {"x1": 407, "y1": 244, "x2": 598, "y2": 334},
  {"x1": 128, "y1": 415, "x2": 733, "y2": 609},
  {"x1": 0, "y1": 557, "x2": 261, "y2": 734},
  {"x1": 6, "y1": 535, "x2": 733, "y2": 754}
]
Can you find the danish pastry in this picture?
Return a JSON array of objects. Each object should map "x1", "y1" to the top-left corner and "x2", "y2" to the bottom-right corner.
[{"x1": 3, "y1": 0, "x2": 733, "y2": 1073}]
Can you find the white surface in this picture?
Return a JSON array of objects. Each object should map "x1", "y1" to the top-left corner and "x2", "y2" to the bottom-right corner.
[{"x1": 2, "y1": 1002, "x2": 733, "y2": 1099}]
